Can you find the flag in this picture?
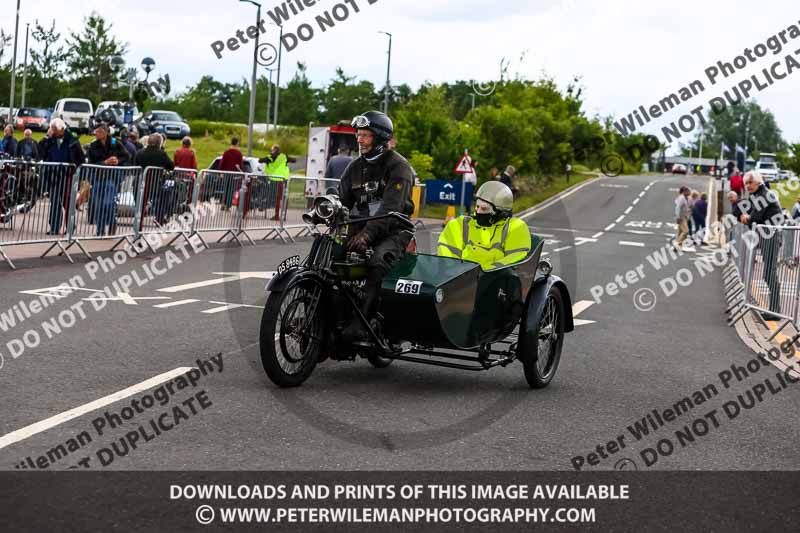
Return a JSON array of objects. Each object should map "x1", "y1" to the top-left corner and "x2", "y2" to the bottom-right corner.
[
  {"x1": 735, "y1": 144, "x2": 745, "y2": 154},
  {"x1": 722, "y1": 143, "x2": 730, "y2": 154}
]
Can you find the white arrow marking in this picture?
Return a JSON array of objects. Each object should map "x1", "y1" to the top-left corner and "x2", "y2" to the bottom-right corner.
[
  {"x1": 572, "y1": 300, "x2": 596, "y2": 326},
  {"x1": 157, "y1": 272, "x2": 275, "y2": 293},
  {"x1": 82, "y1": 294, "x2": 171, "y2": 305}
]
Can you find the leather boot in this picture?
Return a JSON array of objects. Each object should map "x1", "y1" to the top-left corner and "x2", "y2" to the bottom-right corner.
[{"x1": 342, "y1": 269, "x2": 382, "y2": 343}]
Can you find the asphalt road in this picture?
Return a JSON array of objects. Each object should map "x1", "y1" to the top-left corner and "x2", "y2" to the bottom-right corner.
[{"x1": 2, "y1": 173, "x2": 798, "y2": 471}]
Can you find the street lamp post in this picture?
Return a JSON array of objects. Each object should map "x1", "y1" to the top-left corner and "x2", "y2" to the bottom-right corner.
[
  {"x1": 7, "y1": 0, "x2": 21, "y2": 125},
  {"x1": 379, "y1": 31, "x2": 392, "y2": 114},
  {"x1": 265, "y1": 68, "x2": 275, "y2": 128},
  {"x1": 273, "y1": 24, "x2": 283, "y2": 130},
  {"x1": 241, "y1": 0, "x2": 262, "y2": 157},
  {"x1": 21, "y1": 23, "x2": 29, "y2": 109}
]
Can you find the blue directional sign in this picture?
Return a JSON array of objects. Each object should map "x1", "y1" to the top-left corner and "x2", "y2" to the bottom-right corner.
[{"x1": 425, "y1": 180, "x2": 474, "y2": 209}]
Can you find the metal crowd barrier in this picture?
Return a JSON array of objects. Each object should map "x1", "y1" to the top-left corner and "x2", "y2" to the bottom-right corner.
[
  {"x1": 0, "y1": 160, "x2": 77, "y2": 269},
  {"x1": 239, "y1": 174, "x2": 287, "y2": 243},
  {"x1": 728, "y1": 224, "x2": 800, "y2": 340},
  {"x1": 195, "y1": 168, "x2": 250, "y2": 246},
  {"x1": 132, "y1": 166, "x2": 199, "y2": 252}
]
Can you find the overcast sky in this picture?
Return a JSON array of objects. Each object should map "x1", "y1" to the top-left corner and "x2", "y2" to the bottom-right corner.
[{"x1": 6, "y1": 0, "x2": 800, "y2": 151}]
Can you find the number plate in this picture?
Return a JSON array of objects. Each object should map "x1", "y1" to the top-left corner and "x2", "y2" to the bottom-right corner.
[
  {"x1": 277, "y1": 255, "x2": 301, "y2": 275},
  {"x1": 395, "y1": 279, "x2": 423, "y2": 295}
]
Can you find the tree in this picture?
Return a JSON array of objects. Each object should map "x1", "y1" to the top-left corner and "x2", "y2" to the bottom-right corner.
[
  {"x1": 0, "y1": 29, "x2": 12, "y2": 67},
  {"x1": 319, "y1": 68, "x2": 380, "y2": 124},
  {"x1": 700, "y1": 100, "x2": 785, "y2": 160},
  {"x1": 66, "y1": 12, "x2": 128, "y2": 101},
  {"x1": 279, "y1": 62, "x2": 318, "y2": 126},
  {"x1": 30, "y1": 20, "x2": 67, "y2": 79}
]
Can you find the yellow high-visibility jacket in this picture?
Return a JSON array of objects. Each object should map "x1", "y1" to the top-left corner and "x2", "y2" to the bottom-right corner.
[{"x1": 437, "y1": 215, "x2": 532, "y2": 271}]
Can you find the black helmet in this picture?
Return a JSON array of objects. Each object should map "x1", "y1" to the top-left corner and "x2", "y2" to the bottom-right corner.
[{"x1": 351, "y1": 111, "x2": 393, "y2": 145}]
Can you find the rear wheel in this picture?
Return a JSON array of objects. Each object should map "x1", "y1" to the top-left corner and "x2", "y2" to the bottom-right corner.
[
  {"x1": 522, "y1": 286, "x2": 565, "y2": 389},
  {"x1": 260, "y1": 281, "x2": 325, "y2": 387}
]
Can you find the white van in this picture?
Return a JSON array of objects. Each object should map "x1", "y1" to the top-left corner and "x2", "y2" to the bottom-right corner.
[{"x1": 53, "y1": 98, "x2": 94, "y2": 133}]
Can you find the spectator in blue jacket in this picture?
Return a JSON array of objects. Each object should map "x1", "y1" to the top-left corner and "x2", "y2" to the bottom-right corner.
[
  {"x1": 39, "y1": 119, "x2": 86, "y2": 234},
  {"x1": 1, "y1": 125, "x2": 17, "y2": 157},
  {"x1": 692, "y1": 192, "x2": 708, "y2": 245}
]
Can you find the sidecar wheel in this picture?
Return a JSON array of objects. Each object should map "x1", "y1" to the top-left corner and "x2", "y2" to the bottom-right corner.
[
  {"x1": 367, "y1": 354, "x2": 393, "y2": 369},
  {"x1": 522, "y1": 285, "x2": 565, "y2": 389},
  {"x1": 260, "y1": 282, "x2": 325, "y2": 388}
]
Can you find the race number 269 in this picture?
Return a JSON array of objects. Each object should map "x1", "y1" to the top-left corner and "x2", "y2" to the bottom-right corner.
[{"x1": 395, "y1": 279, "x2": 423, "y2": 295}]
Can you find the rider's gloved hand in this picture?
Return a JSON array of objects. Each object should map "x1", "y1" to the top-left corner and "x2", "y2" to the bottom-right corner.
[{"x1": 347, "y1": 231, "x2": 370, "y2": 254}]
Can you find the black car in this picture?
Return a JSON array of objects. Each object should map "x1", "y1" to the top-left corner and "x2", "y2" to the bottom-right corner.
[{"x1": 138, "y1": 110, "x2": 191, "y2": 139}]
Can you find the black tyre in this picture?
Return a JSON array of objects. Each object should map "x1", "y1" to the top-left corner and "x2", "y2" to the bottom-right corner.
[
  {"x1": 367, "y1": 354, "x2": 393, "y2": 369},
  {"x1": 260, "y1": 281, "x2": 325, "y2": 387},
  {"x1": 522, "y1": 285, "x2": 565, "y2": 389}
]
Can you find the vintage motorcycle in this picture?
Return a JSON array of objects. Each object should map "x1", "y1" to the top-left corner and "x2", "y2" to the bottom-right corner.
[{"x1": 260, "y1": 195, "x2": 574, "y2": 388}]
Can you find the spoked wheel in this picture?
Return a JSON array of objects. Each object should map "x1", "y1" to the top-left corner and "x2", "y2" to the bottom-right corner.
[
  {"x1": 260, "y1": 281, "x2": 325, "y2": 387},
  {"x1": 523, "y1": 286, "x2": 565, "y2": 389}
]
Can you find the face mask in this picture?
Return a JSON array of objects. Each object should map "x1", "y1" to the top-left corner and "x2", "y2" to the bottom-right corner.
[{"x1": 475, "y1": 212, "x2": 494, "y2": 227}]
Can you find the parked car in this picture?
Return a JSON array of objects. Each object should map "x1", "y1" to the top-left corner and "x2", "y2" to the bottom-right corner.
[
  {"x1": 14, "y1": 107, "x2": 50, "y2": 132},
  {"x1": 92, "y1": 103, "x2": 144, "y2": 136},
  {"x1": 53, "y1": 98, "x2": 94, "y2": 134},
  {"x1": 756, "y1": 161, "x2": 780, "y2": 182},
  {"x1": 139, "y1": 110, "x2": 190, "y2": 139},
  {"x1": 672, "y1": 163, "x2": 688, "y2": 175}
]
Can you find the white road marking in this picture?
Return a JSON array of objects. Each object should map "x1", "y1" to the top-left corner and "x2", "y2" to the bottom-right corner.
[
  {"x1": 592, "y1": 232, "x2": 604, "y2": 239},
  {"x1": 572, "y1": 300, "x2": 595, "y2": 316},
  {"x1": 19, "y1": 287, "x2": 103, "y2": 298},
  {"x1": 574, "y1": 237, "x2": 598, "y2": 246},
  {"x1": 627, "y1": 230, "x2": 655, "y2": 235},
  {"x1": 604, "y1": 223, "x2": 616, "y2": 231},
  {"x1": 615, "y1": 215, "x2": 625, "y2": 223},
  {"x1": 639, "y1": 191, "x2": 646, "y2": 197},
  {"x1": 202, "y1": 301, "x2": 262, "y2": 314},
  {"x1": 0, "y1": 367, "x2": 194, "y2": 451},
  {"x1": 573, "y1": 318, "x2": 597, "y2": 327},
  {"x1": 535, "y1": 233, "x2": 555, "y2": 238},
  {"x1": 157, "y1": 272, "x2": 275, "y2": 293},
  {"x1": 520, "y1": 178, "x2": 600, "y2": 219},
  {"x1": 619, "y1": 241, "x2": 646, "y2": 247},
  {"x1": 552, "y1": 246, "x2": 572, "y2": 252},
  {"x1": 153, "y1": 299, "x2": 200, "y2": 309},
  {"x1": 624, "y1": 206, "x2": 633, "y2": 214},
  {"x1": 632, "y1": 198, "x2": 639, "y2": 205},
  {"x1": 82, "y1": 294, "x2": 170, "y2": 305},
  {"x1": 600, "y1": 184, "x2": 629, "y2": 188},
  {"x1": 544, "y1": 239, "x2": 561, "y2": 245}
]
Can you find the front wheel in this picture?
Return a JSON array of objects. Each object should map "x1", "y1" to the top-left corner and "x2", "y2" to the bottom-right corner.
[
  {"x1": 260, "y1": 281, "x2": 325, "y2": 387},
  {"x1": 522, "y1": 286, "x2": 565, "y2": 389}
]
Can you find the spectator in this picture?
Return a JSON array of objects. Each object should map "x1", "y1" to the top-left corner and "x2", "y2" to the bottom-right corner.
[
  {"x1": 740, "y1": 171, "x2": 784, "y2": 318},
  {"x1": 87, "y1": 124, "x2": 129, "y2": 236},
  {"x1": 499, "y1": 165, "x2": 515, "y2": 190},
  {"x1": 1, "y1": 125, "x2": 17, "y2": 156},
  {"x1": 259, "y1": 144, "x2": 295, "y2": 221},
  {"x1": 129, "y1": 129, "x2": 143, "y2": 151},
  {"x1": 728, "y1": 191, "x2": 743, "y2": 221},
  {"x1": 791, "y1": 196, "x2": 800, "y2": 221},
  {"x1": 324, "y1": 145, "x2": 352, "y2": 181},
  {"x1": 672, "y1": 186, "x2": 691, "y2": 251},
  {"x1": 174, "y1": 137, "x2": 198, "y2": 169},
  {"x1": 217, "y1": 137, "x2": 244, "y2": 210},
  {"x1": 489, "y1": 167, "x2": 499, "y2": 180},
  {"x1": 39, "y1": 118, "x2": 85, "y2": 235},
  {"x1": 688, "y1": 190, "x2": 699, "y2": 236},
  {"x1": 692, "y1": 192, "x2": 708, "y2": 245},
  {"x1": 15, "y1": 129, "x2": 39, "y2": 160},
  {"x1": 729, "y1": 167, "x2": 744, "y2": 196},
  {"x1": 135, "y1": 135, "x2": 176, "y2": 225},
  {"x1": 119, "y1": 128, "x2": 138, "y2": 160}
]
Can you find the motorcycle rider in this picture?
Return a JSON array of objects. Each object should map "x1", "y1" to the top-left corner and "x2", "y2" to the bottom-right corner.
[
  {"x1": 338, "y1": 110, "x2": 415, "y2": 341},
  {"x1": 437, "y1": 181, "x2": 531, "y2": 270}
]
